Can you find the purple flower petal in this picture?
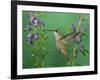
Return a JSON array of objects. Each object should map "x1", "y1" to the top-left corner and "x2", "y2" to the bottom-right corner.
[
  {"x1": 71, "y1": 24, "x2": 76, "y2": 32},
  {"x1": 27, "y1": 33, "x2": 34, "y2": 44}
]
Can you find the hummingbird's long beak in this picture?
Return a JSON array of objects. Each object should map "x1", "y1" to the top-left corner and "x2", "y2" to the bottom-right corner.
[{"x1": 43, "y1": 29, "x2": 57, "y2": 32}]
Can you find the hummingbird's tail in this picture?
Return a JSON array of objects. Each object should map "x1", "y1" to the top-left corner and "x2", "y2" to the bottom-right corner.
[{"x1": 60, "y1": 49, "x2": 72, "y2": 65}]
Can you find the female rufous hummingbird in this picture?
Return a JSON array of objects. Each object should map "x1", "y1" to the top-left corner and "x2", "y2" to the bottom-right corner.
[{"x1": 44, "y1": 16, "x2": 84, "y2": 57}]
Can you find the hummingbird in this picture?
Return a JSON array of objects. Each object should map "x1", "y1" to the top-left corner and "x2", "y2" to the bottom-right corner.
[
  {"x1": 44, "y1": 16, "x2": 84, "y2": 57},
  {"x1": 44, "y1": 29, "x2": 81, "y2": 57}
]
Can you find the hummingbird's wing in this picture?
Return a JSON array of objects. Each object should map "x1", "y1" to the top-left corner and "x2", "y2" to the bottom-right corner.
[
  {"x1": 60, "y1": 31, "x2": 80, "y2": 43},
  {"x1": 59, "y1": 16, "x2": 84, "y2": 43}
]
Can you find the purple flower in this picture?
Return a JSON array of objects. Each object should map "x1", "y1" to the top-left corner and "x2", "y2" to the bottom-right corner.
[
  {"x1": 71, "y1": 24, "x2": 76, "y2": 32},
  {"x1": 27, "y1": 33, "x2": 39, "y2": 44},
  {"x1": 31, "y1": 16, "x2": 37, "y2": 24},
  {"x1": 31, "y1": 16, "x2": 44, "y2": 27},
  {"x1": 27, "y1": 32, "x2": 34, "y2": 44}
]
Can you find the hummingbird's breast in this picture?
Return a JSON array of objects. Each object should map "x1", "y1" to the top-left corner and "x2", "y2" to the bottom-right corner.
[{"x1": 53, "y1": 32, "x2": 67, "y2": 55}]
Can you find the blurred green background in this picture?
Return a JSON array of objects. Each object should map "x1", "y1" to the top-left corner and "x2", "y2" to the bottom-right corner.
[{"x1": 22, "y1": 11, "x2": 90, "y2": 69}]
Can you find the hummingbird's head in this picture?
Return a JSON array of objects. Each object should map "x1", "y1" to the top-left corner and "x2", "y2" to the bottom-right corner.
[{"x1": 55, "y1": 29, "x2": 61, "y2": 34}]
